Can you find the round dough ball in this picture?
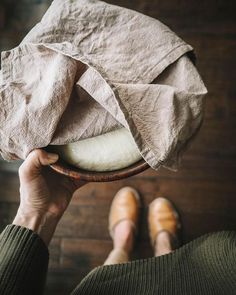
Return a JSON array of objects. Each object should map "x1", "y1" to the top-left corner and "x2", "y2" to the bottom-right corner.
[{"x1": 54, "y1": 128, "x2": 142, "y2": 172}]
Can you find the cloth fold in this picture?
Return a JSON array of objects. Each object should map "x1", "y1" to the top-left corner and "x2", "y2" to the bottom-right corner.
[{"x1": 0, "y1": 0, "x2": 207, "y2": 170}]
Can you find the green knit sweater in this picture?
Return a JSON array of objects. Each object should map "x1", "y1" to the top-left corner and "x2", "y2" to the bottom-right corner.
[{"x1": 0, "y1": 225, "x2": 235, "y2": 294}]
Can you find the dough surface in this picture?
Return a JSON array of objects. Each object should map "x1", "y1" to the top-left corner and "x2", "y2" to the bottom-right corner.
[{"x1": 54, "y1": 128, "x2": 142, "y2": 172}]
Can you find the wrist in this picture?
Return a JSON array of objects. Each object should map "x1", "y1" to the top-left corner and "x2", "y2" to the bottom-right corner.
[{"x1": 13, "y1": 207, "x2": 60, "y2": 246}]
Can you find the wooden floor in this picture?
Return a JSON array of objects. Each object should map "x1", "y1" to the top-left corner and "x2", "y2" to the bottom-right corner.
[{"x1": 0, "y1": 1, "x2": 236, "y2": 294}]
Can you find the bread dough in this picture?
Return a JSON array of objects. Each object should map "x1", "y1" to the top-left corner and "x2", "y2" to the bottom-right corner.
[{"x1": 53, "y1": 128, "x2": 142, "y2": 172}]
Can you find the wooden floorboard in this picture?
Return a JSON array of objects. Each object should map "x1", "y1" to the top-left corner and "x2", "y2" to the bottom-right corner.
[{"x1": 0, "y1": 0, "x2": 236, "y2": 294}]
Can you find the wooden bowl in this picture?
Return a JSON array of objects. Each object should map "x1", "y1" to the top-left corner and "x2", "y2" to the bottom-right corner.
[{"x1": 50, "y1": 158, "x2": 149, "y2": 182}]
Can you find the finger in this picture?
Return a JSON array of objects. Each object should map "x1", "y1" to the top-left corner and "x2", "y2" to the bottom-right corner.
[{"x1": 19, "y1": 149, "x2": 59, "y2": 181}]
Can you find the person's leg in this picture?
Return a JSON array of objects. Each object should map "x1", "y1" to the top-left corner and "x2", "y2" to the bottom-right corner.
[
  {"x1": 104, "y1": 187, "x2": 140, "y2": 265},
  {"x1": 148, "y1": 197, "x2": 181, "y2": 257},
  {"x1": 154, "y1": 231, "x2": 173, "y2": 256},
  {"x1": 104, "y1": 220, "x2": 135, "y2": 265}
]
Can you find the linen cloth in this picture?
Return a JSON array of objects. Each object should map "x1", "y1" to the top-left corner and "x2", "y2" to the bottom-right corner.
[{"x1": 0, "y1": 0, "x2": 207, "y2": 170}]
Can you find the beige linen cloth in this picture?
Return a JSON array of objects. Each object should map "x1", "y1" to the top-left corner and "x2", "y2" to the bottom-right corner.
[{"x1": 0, "y1": 0, "x2": 207, "y2": 170}]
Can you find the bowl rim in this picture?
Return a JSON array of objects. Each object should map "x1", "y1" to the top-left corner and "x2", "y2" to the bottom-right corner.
[{"x1": 50, "y1": 158, "x2": 149, "y2": 182}]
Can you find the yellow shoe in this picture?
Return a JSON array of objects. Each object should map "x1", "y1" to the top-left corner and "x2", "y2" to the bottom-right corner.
[
  {"x1": 109, "y1": 187, "x2": 140, "y2": 239},
  {"x1": 148, "y1": 197, "x2": 181, "y2": 248}
]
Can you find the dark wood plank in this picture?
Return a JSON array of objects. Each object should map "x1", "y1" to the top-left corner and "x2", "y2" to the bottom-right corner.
[
  {"x1": 45, "y1": 270, "x2": 81, "y2": 295},
  {"x1": 0, "y1": 202, "x2": 19, "y2": 232},
  {"x1": 49, "y1": 238, "x2": 62, "y2": 270},
  {"x1": 0, "y1": 1, "x2": 236, "y2": 295},
  {"x1": 0, "y1": 171, "x2": 20, "y2": 202},
  {"x1": 60, "y1": 238, "x2": 113, "y2": 269},
  {"x1": 55, "y1": 204, "x2": 110, "y2": 239}
]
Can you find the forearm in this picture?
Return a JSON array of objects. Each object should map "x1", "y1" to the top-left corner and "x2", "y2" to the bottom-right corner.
[{"x1": 13, "y1": 207, "x2": 60, "y2": 246}]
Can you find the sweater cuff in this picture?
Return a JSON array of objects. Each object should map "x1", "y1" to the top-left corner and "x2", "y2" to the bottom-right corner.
[{"x1": 0, "y1": 224, "x2": 49, "y2": 295}]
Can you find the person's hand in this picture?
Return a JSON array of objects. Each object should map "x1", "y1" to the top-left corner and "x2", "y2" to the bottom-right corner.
[
  {"x1": 17, "y1": 148, "x2": 84, "y2": 217},
  {"x1": 13, "y1": 149, "x2": 86, "y2": 246}
]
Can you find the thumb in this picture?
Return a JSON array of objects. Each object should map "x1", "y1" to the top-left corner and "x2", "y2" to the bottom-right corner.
[{"x1": 19, "y1": 149, "x2": 59, "y2": 181}]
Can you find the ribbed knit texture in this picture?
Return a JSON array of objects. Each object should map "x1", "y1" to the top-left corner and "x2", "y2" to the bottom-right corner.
[
  {"x1": 73, "y1": 231, "x2": 236, "y2": 295},
  {"x1": 0, "y1": 226, "x2": 235, "y2": 295},
  {"x1": 0, "y1": 225, "x2": 49, "y2": 295}
]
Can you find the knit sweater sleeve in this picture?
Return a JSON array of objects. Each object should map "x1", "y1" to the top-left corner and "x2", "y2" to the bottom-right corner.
[{"x1": 0, "y1": 224, "x2": 49, "y2": 295}]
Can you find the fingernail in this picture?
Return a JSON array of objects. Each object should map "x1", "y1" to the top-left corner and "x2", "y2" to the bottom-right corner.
[{"x1": 48, "y1": 153, "x2": 59, "y2": 161}]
